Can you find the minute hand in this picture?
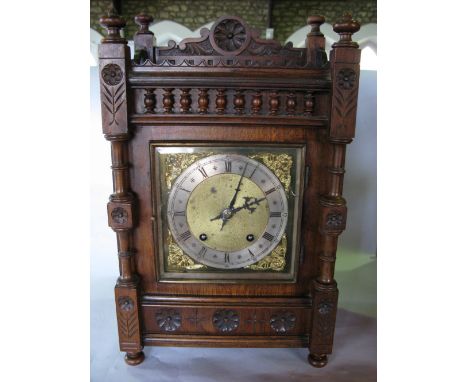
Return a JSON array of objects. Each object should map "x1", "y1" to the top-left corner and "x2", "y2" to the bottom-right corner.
[{"x1": 228, "y1": 164, "x2": 248, "y2": 210}]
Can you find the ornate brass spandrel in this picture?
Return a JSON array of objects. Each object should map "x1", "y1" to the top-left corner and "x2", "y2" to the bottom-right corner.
[
  {"x1": 166, "y1": 230, "x2": 207, "y2": 271},
  {"x1": 163, "y1": 152, "x2": 214, "y2": 189},
  {"x1": 163, "y1": 150, "x2": 293, "y2": 273},
  {"x1": 250, "y1": 153, "x2": 293, "y2": 194},
  {"x1": 167, "y1": 230, "x2": 287, "y2": 272},
  {"x1": 162, "y1": 151, "x2": 293, "y2": 194},
  {"x1": 247, "y1": 234, "x2": 287, "y2": 271}
]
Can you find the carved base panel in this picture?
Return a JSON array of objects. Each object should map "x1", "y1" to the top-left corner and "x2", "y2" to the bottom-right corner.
[
  {"x1": 141, "y1": 297, "x2": 312, "y2": 341},
  {"x1": 144, "y1": 334, "x2": 309, "y2": 348}
]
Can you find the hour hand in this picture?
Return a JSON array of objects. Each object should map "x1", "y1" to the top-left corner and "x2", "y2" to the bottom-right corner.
[{"x1": 210, "y1": 211, "x2": 224, "y2": 221}]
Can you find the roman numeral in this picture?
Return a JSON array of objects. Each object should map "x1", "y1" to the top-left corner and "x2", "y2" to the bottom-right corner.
[
  {"x1": 265, "y1": 187, "x2": 276, "y2": 195},
  {"x1": 198, "y1": 247, "x2": 207, "y2": 259},
  {"x1": 262, "y1": 232, "x2": 275, "y2": 241},
  {"x1": 178, "y1": 230, "x2": 192, "y2": 241},
  {"x1": 224, "y1": 253, "x2": 230, "y2": 263},
  {"x1": 248, "y1": 249, "x2": 256, "y2": 259},
  {"x1": 270, "y1": 212, "x2": 282, "y2": 218},
  {"x1": 198, "y1": 167, "x2": 208, "y2": 178},
  {"x1": 173, "y1": 211, "x2": 186, "y2": 217},
  {"x1": 225, "y1": 160, "x2": 232, "y2": 172}
]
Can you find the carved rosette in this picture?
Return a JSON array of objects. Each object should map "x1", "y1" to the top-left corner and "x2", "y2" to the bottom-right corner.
[
  {"x1": 156, "y1": 309, "x2": 182, "y2": 332},
  {"x1": 213, "y1": 18, "x2": 247, "y2": 52},
  {"x1": 112, "y1": 207, "x2": 128, "y2": 224},
  {"x1": 319, "y1": 204, "x2": 347, "y2": 234},
  {"x1": 326, "y1": 212, "x2": 344, "y2": 228},
  {"x1": 118, "y1": 296, "x2": 134, "y2": 312},
  {"x1": 318, "y1": 302, "x2": 333, "y2": 315},
  {"x1": 270, "y1": 311, "x2": 296, "y2": 333},
  {"x1": 337, "y1": 68, "x2": 356, "y2": 90},
  {"x1": 101, "y1": 63, "x2": 123, "y2": 86},
  {"x1": 108, "y1": 201, "x2": 133, "y2": 230},
  {"x1": 213, "y1": 309, "x2": 240, "y2": 333}
]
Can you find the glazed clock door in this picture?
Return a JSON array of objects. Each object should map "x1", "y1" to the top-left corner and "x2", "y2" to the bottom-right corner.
[{"x1": 151, "y1": 143, "x2": 306, "y2": 282}]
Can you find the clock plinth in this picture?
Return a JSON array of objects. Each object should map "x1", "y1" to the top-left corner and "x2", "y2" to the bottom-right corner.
[{"x1": 98, "y1": 12, "x2": 362, "y2": 368}]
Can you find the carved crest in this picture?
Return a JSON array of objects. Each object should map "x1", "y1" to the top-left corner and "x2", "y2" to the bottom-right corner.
[{"x1": 134, "y1": 16, "x2": 309, "y2": 68}]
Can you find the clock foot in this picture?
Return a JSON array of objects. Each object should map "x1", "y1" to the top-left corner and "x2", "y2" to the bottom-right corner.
[
  {"x1": 125, "y1": 351, "x2": 145, "y2": 366},
  {"x1": 308, "y1": 353, "x2": 328, "y2": 368}
]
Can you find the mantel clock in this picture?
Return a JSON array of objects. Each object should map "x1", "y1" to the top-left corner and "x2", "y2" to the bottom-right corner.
[{"x1": 98, "y1": 11, "x2": 362, "y2": 368}]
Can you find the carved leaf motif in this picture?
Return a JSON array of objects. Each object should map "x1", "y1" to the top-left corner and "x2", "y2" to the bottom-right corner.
[
  {"x1": 314, "y1": 298, "x2": 336, "y2": 344},
  {"x1": 333, "y1": 86, "x2": 358, "y2": 124},
  {"x1": 101, "y1": 81, "x2": 126, "y2": 126},
  {"x1": 118, "y1": 309, "x2": 138, "y2": 339}
]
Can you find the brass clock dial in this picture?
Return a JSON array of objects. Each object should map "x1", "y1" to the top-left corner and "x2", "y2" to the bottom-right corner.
[{"x1": 167, "y1": 154, "x2": 288, "y2": 269}]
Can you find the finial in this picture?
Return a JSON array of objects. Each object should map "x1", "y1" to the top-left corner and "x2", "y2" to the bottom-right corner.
[
  {"x1": 99, "y1": 8, "x2": 126, "y2": 44},
  {"x1": 333, "y1": 13, "x2": 360, "y2": 47},
  {"x1": 307, "y1": 15, "x2": 325, "y2": 36},
  {"x1": 135, "y1": 13, "x2": 154, "y2": 35}
]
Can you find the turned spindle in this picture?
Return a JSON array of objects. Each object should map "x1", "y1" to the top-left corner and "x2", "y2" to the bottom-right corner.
[
  {"x1": 198, "y1": 88, "x2": 209, "y2": 114},
  {"x1": 234, "y1": 90, "x2": 245, "y2": 114},
  {"x1": 286, "y1": 92, "x2": 297, "y2": 115},
  {"x1": 251, "y1": 91, "x2": 263, "y2": 115},
  {"x1": 163, "y1": 88, "x2": 174, "y2": 113},
  {"x1": 304, "y1": 92, "x2": 315, "y2": 116},
  {"x1": 180, "y1": 89, "x2": 192, "y2": 114},
  {"x1": 144, "y1": 88, "x2": 156, "y2": 114},
  {"x1": 216, "y1": 89, "x2": 227, "y2": 114},
  {"x1": 269, "y1": 91, "x2": 280, "y2": 115}
]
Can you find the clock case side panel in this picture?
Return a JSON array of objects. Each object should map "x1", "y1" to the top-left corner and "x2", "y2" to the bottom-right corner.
[
  {"x1": 97, "y1": 17, "x2": 145, "y2": 364},
  {"x1": 308, "y1": 15, "x2": 362, "y2": 367}
]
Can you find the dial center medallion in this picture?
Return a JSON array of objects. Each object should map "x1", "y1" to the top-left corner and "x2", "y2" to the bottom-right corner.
[{"x1": 222, "y1": 208, "x2": 233, "y2": 220}]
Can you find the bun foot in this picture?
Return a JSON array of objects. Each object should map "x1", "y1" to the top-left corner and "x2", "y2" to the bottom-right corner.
[
  {"x1": 308, "y1": 353, "x2": 328, "y2": 368},
  {"x1": 125, "y1": 351, "x2": 145, "y2": 366}
]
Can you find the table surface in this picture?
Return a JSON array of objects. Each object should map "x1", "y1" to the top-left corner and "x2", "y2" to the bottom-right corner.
[{"x1": 91, "y1": 278, "x2": 376, "y2": 382}]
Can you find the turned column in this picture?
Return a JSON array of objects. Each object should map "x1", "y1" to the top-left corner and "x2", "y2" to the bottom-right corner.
[
  {"x1": 99, "y1": 11, "x2": 145, "y2": 366},
  {"x1": 306, "y1": 15, "x2": 327, "y2": 68},
  {"x1": 133, "y1": 13, "x2": 155, "y2": 63},
  {"x1": 308, "y1": 13, "x2": 361, "y2": 368}
]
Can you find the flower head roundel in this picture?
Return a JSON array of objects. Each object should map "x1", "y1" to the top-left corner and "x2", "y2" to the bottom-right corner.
[
  {"x1": 210, "y1": 16, "x2": 250, "y2": 55},
  {"x1": 101, "y1": 64, "x2": 123, "y2": 86}
]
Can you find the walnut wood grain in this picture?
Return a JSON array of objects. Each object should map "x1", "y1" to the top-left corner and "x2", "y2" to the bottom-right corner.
[
  {"x1": 308, "y1": 13, "x2": 361, "y2": 366},
  {"x1": 98, "y1": 13, "x2": 362, "y2": 368}
]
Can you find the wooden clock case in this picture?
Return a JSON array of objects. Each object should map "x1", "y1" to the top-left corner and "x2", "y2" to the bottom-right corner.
[{"x1": 97, "y1": 12, "x2": 361, "y2": 368}]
